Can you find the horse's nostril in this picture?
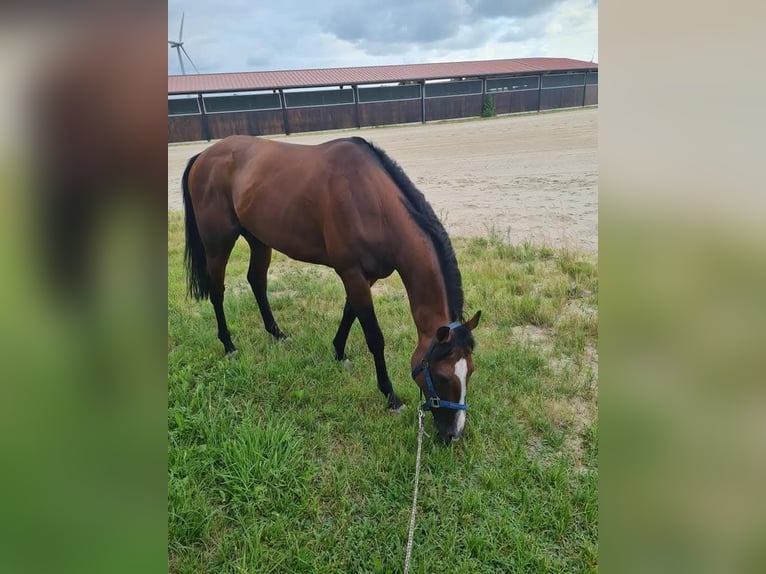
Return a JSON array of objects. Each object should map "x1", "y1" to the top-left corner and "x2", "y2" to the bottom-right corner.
[{"x1": 444, "y1": 432, "x2": 460, "y2": 444}]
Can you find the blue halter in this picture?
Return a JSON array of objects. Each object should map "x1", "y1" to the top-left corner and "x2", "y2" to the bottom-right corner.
[{"x1": 411, "y1": 321, "x2": 468, "y2": 412}]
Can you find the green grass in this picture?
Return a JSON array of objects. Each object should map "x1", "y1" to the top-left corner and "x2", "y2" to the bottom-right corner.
[{"x1": 168, "y1": 212, "x2": 598, "y2": 573}]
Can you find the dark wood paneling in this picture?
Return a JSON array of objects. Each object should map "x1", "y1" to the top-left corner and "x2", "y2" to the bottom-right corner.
[
  {"x1": 205, "y1": 110, "x2": 284, "y2": 139},
  {"x1": 168, "y1": 115, "x2": 204, "y2": 143},
  {"x1": 491, "y1": 90, "x2": 540, "y2": 114},
  {"x1": 425, "y1": 95, "x2": 483, "y2": 122},
  {"x1": 168, "y1": 84, "x2": 598, "y2": 142},
  {"x1": 358, "y1": 100, "x2": 422, "y2": 127},
  {"x1": 584, "y1": 85, "x2": 598, "y2": 106},
  {"x1": 285, "y1": 104, "x2": 357, "y2": 133},
  {"x1": 540, "y1": 87, "x2": 585, "y2": 110}
]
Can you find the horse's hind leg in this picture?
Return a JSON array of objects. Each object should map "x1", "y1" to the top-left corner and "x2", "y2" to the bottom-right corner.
[
  {"x1": 205, "y1": 234, "x2": 239, "y2": 355},
  {"x1": 243, "y1": 234, "x2": 288, "y2": 340},
  {"x1": 339, "y1": 270, "x2": 404, "y2": 412},
  {"x1": 207, "y1": 237, "x2": 237, "y2": 355}
]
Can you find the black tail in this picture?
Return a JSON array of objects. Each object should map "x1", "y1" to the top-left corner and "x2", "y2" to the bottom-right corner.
[{"x1": 182, "y1": 153, "x2": 209, "y2": 300}]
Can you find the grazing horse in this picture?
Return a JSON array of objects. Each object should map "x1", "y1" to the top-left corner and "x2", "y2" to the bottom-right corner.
[{"x1": 182, "y1": 135, "x2": 481, "y2": 443}]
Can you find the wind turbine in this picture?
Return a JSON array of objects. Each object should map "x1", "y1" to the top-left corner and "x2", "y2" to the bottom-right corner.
[{"x1": 168, "y1": 12, "x2": 200, "y2": 75}]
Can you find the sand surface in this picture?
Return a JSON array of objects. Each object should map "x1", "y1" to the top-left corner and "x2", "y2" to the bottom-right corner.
[{"x1": 168, "y1": 108, "x2": 597, "y2": 253}]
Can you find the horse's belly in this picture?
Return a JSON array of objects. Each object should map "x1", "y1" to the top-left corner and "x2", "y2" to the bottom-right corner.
[
  {"x1": 252, "y1": 226, "x2": 330, "y2": 267},
  {"x1": 234, "y1": 182, "x2": 392, "y2": 275}
]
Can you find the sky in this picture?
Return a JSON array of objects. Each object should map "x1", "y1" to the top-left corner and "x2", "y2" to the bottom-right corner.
[{"x1": 168, "y1": 0, "x2": 598, "y2": 76}]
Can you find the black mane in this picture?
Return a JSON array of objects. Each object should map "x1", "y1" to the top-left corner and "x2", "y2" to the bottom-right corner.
[{"x1": 350, "y1": 136, "x2": 465, "y2": 322}]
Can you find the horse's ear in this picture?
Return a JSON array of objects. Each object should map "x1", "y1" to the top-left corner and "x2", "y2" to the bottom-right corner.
[
  {"x1": 436, "y1": 325, "x2": 452, "y2": 343},
  {"x1": 465, "y1": 310, "x2": 481, "y2": 331}
]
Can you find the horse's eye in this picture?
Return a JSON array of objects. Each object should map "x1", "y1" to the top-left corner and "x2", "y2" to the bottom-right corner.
[{"x1": 434, "y1": 372, "x2": 454, "y2": 388}]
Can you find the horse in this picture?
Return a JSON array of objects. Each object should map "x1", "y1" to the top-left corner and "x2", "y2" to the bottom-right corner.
[{"x1": 182, "y1": 134, "x2": 481, "y2": 443}]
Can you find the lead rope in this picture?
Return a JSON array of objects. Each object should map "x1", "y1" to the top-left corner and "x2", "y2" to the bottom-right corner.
[{"x1": 404, "y1": 408, "x2": 426, "y2": 574}]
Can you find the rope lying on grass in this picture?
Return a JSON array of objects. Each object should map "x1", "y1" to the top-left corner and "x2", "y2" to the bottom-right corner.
[{"x1": 404, "y1": 408, "x2": 426, "y2": 574}]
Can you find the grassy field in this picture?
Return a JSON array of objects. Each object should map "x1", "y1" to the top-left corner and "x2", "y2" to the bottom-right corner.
[{"x1": 168, "y1": 212, "x2": 598, "y2": 573}]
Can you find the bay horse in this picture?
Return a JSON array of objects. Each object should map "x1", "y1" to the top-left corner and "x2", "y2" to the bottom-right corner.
[{"x1": 182, "y1": 135, "x2": 481, "y2": 443}]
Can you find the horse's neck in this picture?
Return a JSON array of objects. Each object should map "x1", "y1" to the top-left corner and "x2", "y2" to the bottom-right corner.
[{"x1": 396, "y1": 241, "x2": 452, "y2": 345}]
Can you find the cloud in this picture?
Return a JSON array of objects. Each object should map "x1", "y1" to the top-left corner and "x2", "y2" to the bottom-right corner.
[
  {"x1": 325, "y1": 1, "x2": 468, "y2": 45},
  {"x1": 168, "y1": 0, "x2": 597, "y2": 74},
  {"x1": 467, "y1": 0, "x2": 562, "y2": 19},
  {"x1": 322, "y1": 1, "x2": 565, "y2": 53}
]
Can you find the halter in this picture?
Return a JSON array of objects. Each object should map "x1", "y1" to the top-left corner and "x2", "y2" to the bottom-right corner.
[{"x1": 411, "y1": 321, "x2": 468, "y2": 412}]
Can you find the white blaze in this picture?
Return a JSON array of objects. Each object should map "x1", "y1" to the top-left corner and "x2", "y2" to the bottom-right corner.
[{"x1": 454, "y1": 358, "x2": 467, "y2": 434}]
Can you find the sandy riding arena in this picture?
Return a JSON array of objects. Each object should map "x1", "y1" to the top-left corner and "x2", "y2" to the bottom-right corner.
[{"x1": 168, "y1": 107, "x2": 597, "y2": 253}]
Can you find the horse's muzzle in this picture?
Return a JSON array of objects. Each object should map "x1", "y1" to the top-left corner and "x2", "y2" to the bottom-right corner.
[{"x1": 438, "y1": 428, "x2": 464, "y2": 444}]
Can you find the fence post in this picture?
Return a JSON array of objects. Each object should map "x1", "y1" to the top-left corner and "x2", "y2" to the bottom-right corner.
[
  {"x1": 537, "y1": 74, "x2": 542, "y2": 112},
  {"x1": 279, "y1": 89, "x2": 290, "y2": 135},
  {"x1": 352, "y1": 85, "x2": 360, "y2": 128},
  {"x1": 197, "y1": 93, "x2": 210, "y2": 141}
]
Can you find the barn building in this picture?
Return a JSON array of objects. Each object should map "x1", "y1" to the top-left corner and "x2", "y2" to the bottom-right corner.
[{"x1": 168, "y1": 57, "x2": 597, "y2": 143}]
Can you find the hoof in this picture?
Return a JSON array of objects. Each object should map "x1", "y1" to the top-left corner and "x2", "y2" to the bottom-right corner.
[
  {"x1": 388, "y1": 403, "x2": 406, "y2": 415},
  {"x1": 342, "y1": 359, "x2": 351, "y2": 369},
  {"x1": 225, "y1": 349, "x2": 239, "y2": 360},
  {"x1": 387, "y1": 394, "x2": 405, "y2": 413}
]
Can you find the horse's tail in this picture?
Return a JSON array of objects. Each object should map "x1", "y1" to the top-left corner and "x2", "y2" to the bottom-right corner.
[{"x1": 182, "y1": 152, "x2": 209, "y2": 300}]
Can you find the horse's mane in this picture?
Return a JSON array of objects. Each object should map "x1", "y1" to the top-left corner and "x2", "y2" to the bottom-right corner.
[{"x1": 349, "y1": 136, "x2": 465, "y2": 322}]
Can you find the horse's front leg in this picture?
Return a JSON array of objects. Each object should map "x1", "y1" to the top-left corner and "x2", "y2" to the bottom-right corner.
[
  {"x1": 339, "y1": 270, "x2": 404, "y2": 413},
  {"x1": 243, "y1": 234, "x2": 289, "y2": 340},
  {"x1": 332, "y1": 299, "x2": 356, "y2": 361}
]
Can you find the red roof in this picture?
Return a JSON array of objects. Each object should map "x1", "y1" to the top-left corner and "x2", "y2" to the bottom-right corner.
[{"x1": 168, "y1": 57, "x2": 597, "y2": 95}]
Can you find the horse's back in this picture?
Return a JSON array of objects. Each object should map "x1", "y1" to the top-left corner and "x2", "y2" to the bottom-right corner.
[{"x1": 189, "y1": 135, "x2": 406, "y2": 273}]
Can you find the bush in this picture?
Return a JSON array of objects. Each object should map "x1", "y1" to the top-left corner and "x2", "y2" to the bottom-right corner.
[{"x1": 481, "y1": 94, "x2": 496, "y2": 117}]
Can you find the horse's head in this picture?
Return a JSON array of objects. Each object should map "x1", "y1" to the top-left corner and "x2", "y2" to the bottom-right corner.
[{"x1": 411, "y1": 311, "x2": 481, "y2": 444}]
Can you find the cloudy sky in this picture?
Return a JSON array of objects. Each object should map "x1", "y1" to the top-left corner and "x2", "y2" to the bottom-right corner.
[{"x1": 168, "y1": 0, "x2": 597, "y2": 75}]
